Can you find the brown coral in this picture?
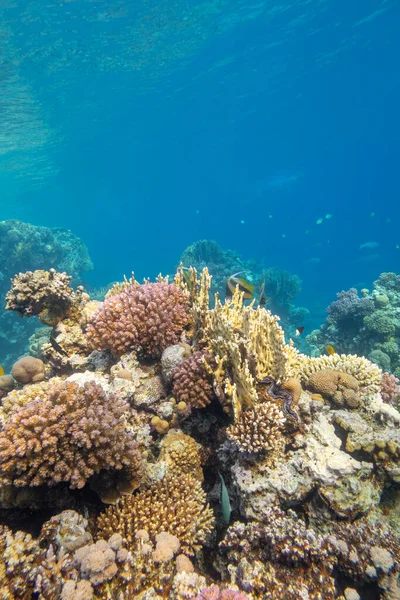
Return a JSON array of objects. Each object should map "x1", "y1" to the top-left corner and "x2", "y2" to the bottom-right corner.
[
  {"x1": 11, "y1": 356, "x2": 45, "y2": 384},
  {"x1": 97, "y1": 474, "x2": 215, "y2": 555},
  {"x1": 172, "y1": 350, "x2": 214, "y2": 408},
  {"x1": 227, "y1": 402, "x2": 285, "y2": 454},
  {"x1": 5, "y1": 268, "x2": 75, "y2": 325},
  {"x1": 87, "y1": 282, "x2": 191, "y2": 358},
  {"x1": 306, "y1": 369, "x2": 360, "y2": 408},
  {"x1": 0, "y1": 381, "x2": 142, "y2": 489}
]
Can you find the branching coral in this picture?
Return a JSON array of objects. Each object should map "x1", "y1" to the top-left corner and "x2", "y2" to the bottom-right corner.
[
  {"x1": 381, "y1": 372, "x2": 400, "y2": 405},
  {"x1": 227, "y1": 402, "x2": 285, "y2": 454},
  {"x1": 172, "y1": 350, "x2": 214, "y2": 408},
  {"x1": 0, "y1": 525, "x2": 42, "y2": 599},
  {"x1": 0, "y1": 381, "x2": 142, "y2": 489},
  {"x1": 87, "y1": 282, "x2": 191, "y2": 358},
  {"x1": 97, "y1": 474, "x2": 215, "y2": 555}
]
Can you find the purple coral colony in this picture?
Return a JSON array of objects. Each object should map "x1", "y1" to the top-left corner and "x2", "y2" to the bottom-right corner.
[{"x1": 1, "y1": 223, "x2": 400, "y2": 600}]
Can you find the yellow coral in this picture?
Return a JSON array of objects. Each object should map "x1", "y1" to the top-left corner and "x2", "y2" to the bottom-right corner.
[{"x1": 97, "y1": 474, "x2": 215, "y2": 555}]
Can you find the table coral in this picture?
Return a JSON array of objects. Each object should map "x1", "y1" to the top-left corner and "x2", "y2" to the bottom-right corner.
[
  {"x1": 0, "y1": 380, "x2": 142, "y2": 489},
  {"x1": 97, "y1": 473, "x2": 215, "y2": 555},
  {"x1": 87, "y1": 281, "x2": 191, "y2": 358}
]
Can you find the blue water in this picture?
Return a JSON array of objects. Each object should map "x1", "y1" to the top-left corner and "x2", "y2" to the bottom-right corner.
[{"x1": 1, "y1": 0, "x2": 399, "y2": 314}]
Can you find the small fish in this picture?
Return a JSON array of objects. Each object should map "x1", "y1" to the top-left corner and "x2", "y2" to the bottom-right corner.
[
  {"x1": 325, "y1": 213, "x2": 332, "y2": 219},
  {"x1": 326, "y1": 345, "x2": 335, "y2": 356},
  {"x1": 258, "y1": 282, "x2": 270, "y2": 307},
  {"x1": 0, "y1": 365, "x2": 4, "y2": 376},
  {"x1": 370, "y1": 212, "x2": 375, "y2": 217},
  {"x1": 218, "y1": 471, "x2": 231, "y2": 525},
  {"x1": 396, "y1": 245, "x2": 399, "y2": 250},
  {"x1": 226, "y1": 272, "x2": 254, "y2": 299},
  {"x1": 180, "y1": 266, "x2": 192, "y2": 288},
  {"x1": 295, "y1": 326, "x2": 304, "y2": 336},
  {"x1": 240, "y1": 220, "x2": 245, "y2": 225},
  {"x1": 316, "y1": 217, "x2": 324, "y2": 225},
  {"x1": 359, "y1": 241, "x2": 379, "y2": 250},
  {"x1": 51, "y1": 338, "x2": 68, "y2": 356}
]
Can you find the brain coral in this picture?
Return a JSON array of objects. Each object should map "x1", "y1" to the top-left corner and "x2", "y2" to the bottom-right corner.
[
  {"x1": 87, "y1": 282, "x2": 191, "y2": 358},
  {"x1": 306, "y1": 369, "x2": 360, "y2": 408},
  {"x1": 172, "y1": 350, "x2": 214, "y2": 408},
  {"x1": 97, "y1": 474, "x2": 215, "y2": 555},
  {"x1": 0, "y1": 381, "x2": 141, "y2": 489},
  {"x1": 11, "y1": 356, "x2": 45, "y2": 384}
]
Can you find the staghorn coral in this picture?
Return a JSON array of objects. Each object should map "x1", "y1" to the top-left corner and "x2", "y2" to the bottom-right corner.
[
  {"x1": 227, "y1": 401, "x2": 285, "y2": 454},
  {"x1": 172, "y1": 349, "x2": 214, "y2": 408},
  {"x1": 97, "y1": 474, "x2": 215, "y2": 555},
  {"x1": 0, "y1": 380, "x2": 142, "y2": 489},
  {"x1": 5, "y1": 268, "x2": 76, "y2": 326},
  {"x1": 87, "y1": 281, "x2": 191, "y2": 358},
  {"x1": 11, "y1": 355, "x2": 45, "y2": 384}
]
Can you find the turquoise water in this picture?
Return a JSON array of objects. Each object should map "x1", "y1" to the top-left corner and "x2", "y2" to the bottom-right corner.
[{"x1": 1, "y1": 0, "x2": 399, "y2": 305}]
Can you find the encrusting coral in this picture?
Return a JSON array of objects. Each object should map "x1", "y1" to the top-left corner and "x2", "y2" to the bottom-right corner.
[
  {"x1": 87, "y1": 281, "x2": 191, "y2": 358},
  {"x1": 97, "y1": 473, "x2": 215, "y2": 555},
  {"x1": 0, "y1": 380, "x2": 142, "y2": 489}
]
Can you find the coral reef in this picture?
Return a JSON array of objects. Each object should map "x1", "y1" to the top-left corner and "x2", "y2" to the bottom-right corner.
[
  {"x1": 87, "y1": 281, "x2": 191, "y2": 358},
  {"x1": 1, "y1": 265, "x2": 400, "y2": 600},
  {"x1": 307, "y1": 272, "x2": 400, "y2": 377}
]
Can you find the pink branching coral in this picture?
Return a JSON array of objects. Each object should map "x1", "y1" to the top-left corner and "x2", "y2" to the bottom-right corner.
[
  {"x1": 87, "y1": 282, "x2": 191, "y2": 358},
  {"x1": 380, "y1": 372, "x2": 400, "y2": 404},
  {"x1": 172, "y1": 350, "x2": 214, "y2": 408},
  {"x1": 0, "y1": 381, "x2": 141, "y2": 489},
  {"x1": 195, "y1": 585, "x2": 250, "y2": 600}
]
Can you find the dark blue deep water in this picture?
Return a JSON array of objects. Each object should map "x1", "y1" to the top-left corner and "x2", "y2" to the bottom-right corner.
[{"x1": 1, "y1": 0, "x2": 399, "y2": 313}]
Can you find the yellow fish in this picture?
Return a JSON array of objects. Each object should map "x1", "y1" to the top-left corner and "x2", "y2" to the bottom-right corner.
[
  {"x1": 0, "y1": 366, "x2": 4, "y2": 376},
  {"x1": 326, "y1": 345, "x2": 335, "y2": 356},
  {"x1": 226, "y1": 272, "x2": 254, "y2": 299}
]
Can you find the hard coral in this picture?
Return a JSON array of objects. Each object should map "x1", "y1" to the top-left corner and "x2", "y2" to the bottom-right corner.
[
  {"x1": 227, "y1": 401, "x2": 285, "y2": 454},
  {"x1": 87, "y1": 282, "x2": 191, "y2": 358},
  {"x1": 172, "y1": 350, "x2": 214, "y2": 408},
  {"x1": 0, "y1": 381, "x2": 141, "y2": 489},
  {"x1": 5, "y1": 268, "x2": 75, "y2": 325},
  {"x1": 97, "y1": 474, "x2": 215, "y2": 555},
  {"x1": 195, "y1": 585, "x2": 250, "y2": 600},
  {"x1": 381, "y1": 372, "x2": 400, "y2": 404},
  {"x1": 0, "y1": 525, "x2": 42, "y2": 600},
  {"x1": 306, "y1": 369, "x2": 360, "y2": 408},
  {"x1": 11, "y1": 355, "x2": 45, "y2": 384}
]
